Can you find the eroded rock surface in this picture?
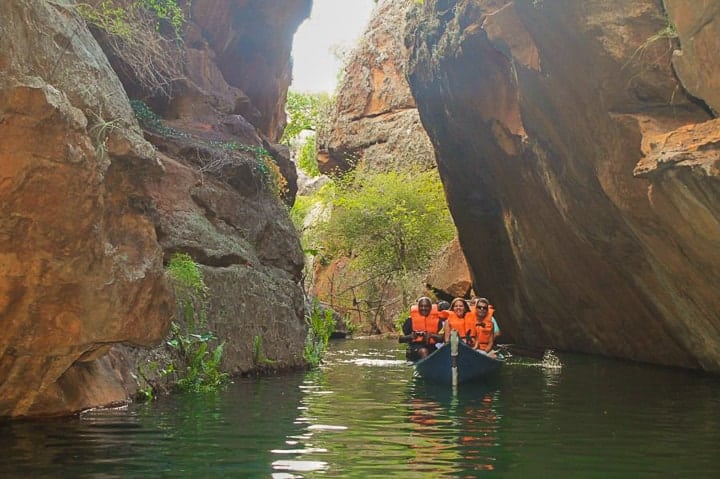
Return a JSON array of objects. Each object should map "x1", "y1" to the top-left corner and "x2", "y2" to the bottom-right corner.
[
  {"x1": 406, "y1": 0, "x2": 720, "y2": 370},
  {"x1": 0, "y1": 0, "x2": 310, "y2": 418},
  {"x1": 0, "y1": 0, "x2": 172, "y2": 417},
  {"x1": 318, "y1": 0, "x2": 434, "y2": 174},
  {"x1": 666, "y1": 0, "x2": 720, "y2": 114},
  {"x1": 424, "y1": 238, "x2": 473, "y2": 299}
]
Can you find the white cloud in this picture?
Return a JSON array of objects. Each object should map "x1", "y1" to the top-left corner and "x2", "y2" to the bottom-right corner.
[{"x1": 291, "y1": 0, "x2": 376, "y2": 93}]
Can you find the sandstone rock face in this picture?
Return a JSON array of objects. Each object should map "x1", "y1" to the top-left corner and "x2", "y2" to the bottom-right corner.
[
  {"x1": 0, "y1": 0, "x2": 173, "y2": 418},
  {"x1": 136, "y1": 0, "x2": 309, "y2": 378},
  {"x1": 424, "y1": 238, "x2": 472, "y2": 299},
  {"x1": 406, "y1": 0, "x2": 720, "y2": 371},
  {"x1": 98, "y1": 0, "x2": 309, "y2": 204},
  {"x1": 146, "y1": 155, "x2": 306, "y2": 374},
  {"x1": 666, "y1": 0, "x2": 720, "y2": 114},
  {"x1": 0, "y1": 0, "x2": 309, "y2": 418},
  {"x1": 318, "y1": 0, "x2": 435, "y2": 174},
  {"x1": 187, "y1": 0, "x2": 311, "y2": 142}
]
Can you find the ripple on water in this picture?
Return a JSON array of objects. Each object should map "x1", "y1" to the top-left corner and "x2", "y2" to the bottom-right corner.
[
  {"x1": 271, "y1": 459, "x2": 329, "y2": 472},
  {"x1": 3, "y1": 338, "x2": 720, "y2": 478}
]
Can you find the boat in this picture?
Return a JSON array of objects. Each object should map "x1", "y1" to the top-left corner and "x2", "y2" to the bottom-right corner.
[{"x1": 413, "y1": 332, "x2": 503, "y2": 385}]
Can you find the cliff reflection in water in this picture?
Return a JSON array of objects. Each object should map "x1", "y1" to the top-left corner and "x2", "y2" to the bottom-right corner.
[{"x1": 2, "y1": 338, "x2": 720, "y2": 478}]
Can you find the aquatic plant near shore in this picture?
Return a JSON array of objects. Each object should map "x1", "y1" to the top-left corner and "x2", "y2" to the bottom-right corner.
[
  {"x1": 164, "y1": 253, "x2": 229, "y2": 394},
  {"x1": 252, "y1": 335, "x2": 277, "y2": 368},
  {"x1": 304, "y1": 301, "x2": 336, "y2": 368}
]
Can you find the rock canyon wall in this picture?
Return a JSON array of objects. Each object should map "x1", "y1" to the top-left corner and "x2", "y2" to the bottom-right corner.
[
  {"x1": 0, "y1": 0, "x2": 310, "y2": 418},
  {"x1": 405, "y1": 0, "x2": 720, "y2": 370}
]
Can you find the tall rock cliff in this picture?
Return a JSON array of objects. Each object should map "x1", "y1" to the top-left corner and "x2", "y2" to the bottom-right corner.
[
  {"x1": 406, "y1": 0, "x2": 720, "y2": 370},
  {"x1": 0, "y1": 0, "x2": 310, "y2": 418},
  {"x1": 319, "y1": 0, "x2": 434, "y2": 174}
]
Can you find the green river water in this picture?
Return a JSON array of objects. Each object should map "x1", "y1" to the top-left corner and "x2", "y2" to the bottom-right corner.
[{"x1": 2, "y1": 337, "x2": 720, "y2": 478}]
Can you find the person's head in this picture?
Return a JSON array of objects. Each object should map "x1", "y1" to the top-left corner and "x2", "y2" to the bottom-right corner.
[
  {"x1": 450, "y1": 298, "x2": 469, "y2": 316},
  {"x1": 437, "y1": 300, "x2": 451, "y2": 311},
  {"x1": 475, "y1": 297, "x2": 489, "y2": 315},
  {"x1": 417, "y1": 297, "x2": 432, "y2": 317}
]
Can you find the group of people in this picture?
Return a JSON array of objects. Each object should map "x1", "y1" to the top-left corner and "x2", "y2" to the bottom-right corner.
[{"x1": 399, "y1": 296, "x2": 501, "y2": 361}]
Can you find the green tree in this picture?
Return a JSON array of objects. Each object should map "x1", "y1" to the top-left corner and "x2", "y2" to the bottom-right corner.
[
  {"x1": 319, "y1": 168, "x2": 454, "y2": 308},
  {"x1": 282, "y1": 91, "x2": 332, "y2": 178},
  {"x1": 296, "y1": 133, "x2": 320, "y2": 177},
  {"x1": 281, "y1": 91, "x2": 333, "y2": 144}
]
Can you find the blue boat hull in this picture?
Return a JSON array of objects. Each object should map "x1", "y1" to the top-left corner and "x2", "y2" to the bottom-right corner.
[{"x1": 414, "y1": 341, "x2": 503, "y2": 384}]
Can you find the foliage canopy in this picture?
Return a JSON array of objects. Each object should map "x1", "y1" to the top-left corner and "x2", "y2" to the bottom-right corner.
[
  {"x1": 320, "y1": 168, "x2": 454, "y2": 281},
  {"x1": 282, "y1": 91, "x2": 333, "y2": 177},
  {"x1": 281, "y1": 91, "x2": 333, "y2": 144},
  {"x1": 293, "y1": 167, "x2": 454, "y2": 331},
  {"x1": 296, "y1": 133, "x2": 320, "y2": 177}
]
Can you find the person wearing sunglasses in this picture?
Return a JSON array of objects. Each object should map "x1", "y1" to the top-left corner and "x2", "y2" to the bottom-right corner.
[{"x1": 471, "y1": 297, "x2": 499, "y2": 357}]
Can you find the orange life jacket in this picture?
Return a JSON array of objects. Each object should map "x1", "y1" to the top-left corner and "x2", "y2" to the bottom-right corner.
[
  {"x1": 410, "y1": 304, "x2": 440, "y2": 344},
  {"x1": 441, "y1": 311, "x2": 476, "y2": 345},
  {"x1": 473, "y1": 305, "x2": 496, "y2": 350}
]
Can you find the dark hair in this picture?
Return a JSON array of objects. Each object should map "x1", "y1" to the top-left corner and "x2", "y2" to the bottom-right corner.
[
  {"x1": 437, "y1": 300, "x2": 451, "y2": 311},
  {"x1": 450, "y1": 297, "x2": 469, "y2": 314}
]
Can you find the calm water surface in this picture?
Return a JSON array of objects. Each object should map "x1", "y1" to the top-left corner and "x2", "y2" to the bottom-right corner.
[{"x1": 2, "y1": 337, "x2": 720, "y2": 478}]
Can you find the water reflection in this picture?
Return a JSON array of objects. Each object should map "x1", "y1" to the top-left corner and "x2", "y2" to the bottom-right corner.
[
  {"x1": 457, "y1": 390, "x2": 501, "y2": 472},
  {"x1": 272, "y1": 338, "x2": 511, "y2": 478},
  {"x1": 0, "y1": 372, "x2": 310, "y2": 478},
  {"x1": 2, "y1": 339, "x2": 720, "y2": 478},
  {"x1": 278, "y1": 340, "x2": 720, "y2": 478},
  {"x1": 405, "y1": 379, "x2": 502, "y2": 476}
]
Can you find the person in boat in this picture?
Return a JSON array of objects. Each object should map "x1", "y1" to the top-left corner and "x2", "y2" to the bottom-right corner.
[
  {"x1": 441, "y1": 297, "x2": 475, "y2": 345},
  {"x1": 399, "y1": 297, "x2": 443, "y2": 360},
  {"x1": 471, "y1": 296, "x2": 500, "y2": 339},
  {"x1": 472, "y1": 297, "x2": 498, "y2": 358}
]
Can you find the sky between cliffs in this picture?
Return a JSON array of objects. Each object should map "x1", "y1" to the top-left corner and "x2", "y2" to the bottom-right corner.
[{"x1": 290, "y1": 0, "x2": 376, "y2": 94}]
